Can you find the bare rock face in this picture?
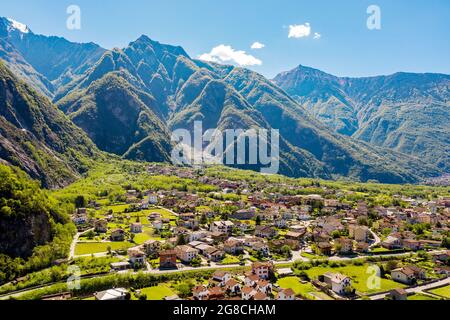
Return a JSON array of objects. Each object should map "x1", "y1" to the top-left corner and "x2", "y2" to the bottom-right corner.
[
  {"x1": 0, "y1": 61, "x2": 100, "y2": 188},
  {"x1": 0, "y1": 209, "x2": 52, "y2": 257}
]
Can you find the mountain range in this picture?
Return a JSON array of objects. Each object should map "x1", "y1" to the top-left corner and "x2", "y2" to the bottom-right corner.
[
  {"x1": 274, "y1": 65, "x2": 450, "y2": 172},
  {"x1": 0, "y1": 17, "x2": 447, "y2": 186}
]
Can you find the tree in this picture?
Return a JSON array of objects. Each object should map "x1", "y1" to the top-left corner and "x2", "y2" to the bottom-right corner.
[
  {"x1": 190, "y1": 257, "x2": 202, "y2": 267},
  {"x1": 358, "y1": 216, "x2": 369, "y2": 226},
  {"x1": 74, "y1": 195, "x2": 86, "y2": 208},
  {"x1": 281, "y1": 245, "x2": 292, "y2": 258},
  {"x1": 385, "y1": 260, "x2": 398, "y2": 273},
  {"x1": 255, "y1": 215, "x2": 262, "y2": 226},
  {"x1": 331, "y1": 230, "x2": 341, "y2": 239},
  {"x1": 176, "y1": 234, "x2": 186, "y2": 246},
  {"x1": 175, "y1": 281, "x2": 195, "y2": 298},
  {"x1": 86, "y1": 230, "x2": 95, "y2": 240},
  {"x1": 138, "y1": 293, "x2": 147, "y2": 300},
  {"x1": 442, "y1": 237, "x2": 450, "y2": 249}
]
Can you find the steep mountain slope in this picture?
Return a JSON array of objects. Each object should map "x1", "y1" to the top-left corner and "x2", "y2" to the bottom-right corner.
[
  {"x1": 58, "y1": 72, "x2": 172, "y2": 162},
  {"x1": 57, "y1": 38, "x2": 325, "y2": 177},
  {"x1": 55, "y1": 35, "x2": 442, "y2": 183},
  {"x1": 0, "y1": 17, "x2": 105, "y2": 98},
  {"x1": 0, "y1": 16, "x2": 444, "y2": 183},
  {"x1": 0, "y1": 61, "x2": 101, "y2": 188},
  {"x1": 274, "y1": 65, "x2": 450, "y2": 172}
]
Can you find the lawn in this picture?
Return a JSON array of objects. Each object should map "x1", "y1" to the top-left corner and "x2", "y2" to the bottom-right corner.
[
  {"x1": 276, "y1": 277, "x2": 321, "y2": 300},
  {"x1": 75, "y1": 242, "x2": 133, "y2": 255},
  {"x1": 136, "y1": 285, "x2": 175, "y2": 300},
  {"x1": 133, "y1": 227, "x2": 162, "y2": 245},
  {"x1": 304, "y1": 265, "x2": 405, "y2": 294},
  {"x1": 106, "y1": 204, "x2": 130, "y2": 213},
  {"x1": 220, "y1": 255, "x2": 241, "y2": 265},
  {"x1": 142, "y1": 208, "x2": 176, "y2": 219},
  {"x1": 301, "y1": 252, "x2": 325, "y2": 260},
  {"x1": 370, "y1": 247, "x2": 390, "y2": 253},
  {"x1": 429, "y1": 285, "x2": 450, "y2": 299}
]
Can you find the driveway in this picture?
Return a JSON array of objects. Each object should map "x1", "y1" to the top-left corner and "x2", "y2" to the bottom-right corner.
[{"x1": 69, "y1": 228, "x2": 94, "y2": 260}]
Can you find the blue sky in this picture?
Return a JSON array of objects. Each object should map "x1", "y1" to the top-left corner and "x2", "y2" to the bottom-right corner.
[{"x1": 1, "y1": 0, "x2": 449, "y2": 78}]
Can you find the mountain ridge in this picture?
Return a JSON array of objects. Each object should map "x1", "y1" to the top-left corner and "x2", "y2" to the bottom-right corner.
[
  {"x1": 274, "y1": 64, "x2": 450, "y2": 172},
  {"x1": 0, "y1": 17, "x2": 446, "y2": 184}
]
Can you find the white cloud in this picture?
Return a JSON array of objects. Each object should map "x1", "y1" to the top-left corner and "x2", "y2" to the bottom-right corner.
[
  {"x1": 198, "y1": 45, "x2": 262, "y2": 66},
  {"x1": 251, "y1": 41, "x2": 265, "y2": 50},
  {"x1": 313, "y1": 32, "x2": 321, "y2": 40},
  {"x1": 288, "y1": 23, "x2": 311, "y2": 38}
]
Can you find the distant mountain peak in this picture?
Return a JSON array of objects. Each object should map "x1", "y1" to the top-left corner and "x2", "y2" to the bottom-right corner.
[
  {"x1": 5, "y1": 17, "x2": 31, "y2": 34},
  {"x1": 129, "y1": 34, "x2": 190, "y2": 58}
]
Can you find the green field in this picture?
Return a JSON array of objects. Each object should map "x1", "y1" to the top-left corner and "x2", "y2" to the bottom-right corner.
[
  {"x1": 220, "y1": 255, "x2": 241, "y2": 265},
  {"x1": 106, "y1": 204, "x2": 130, "y2": 213},
  {"x1": 133, "y1": 227, "x2": 162, "y2": 245},
  {"x1": 429, "y1": 285, "x2": 450, "y2": 299},
  {"x1": 142, "y1": 208, "x2": 177, "y2": 219},
  {"x1": 370, "y1": 247, "x2": 391, "y2": 253},
  {"x1": 301, "y1": 252, "x2": 325, "y2": 260},
  {"x1": 305, "y1": 265, "x2": 405, "y2": 294},
  {"x1": 135, "y1": 285, "x2": 175, "y2": 300},
  {"x1": 75, "y1": 242, "x2": 133, "y2": 255},
  {"x1": 277, "y1": 277, "x2": 322, "y2": 299}
]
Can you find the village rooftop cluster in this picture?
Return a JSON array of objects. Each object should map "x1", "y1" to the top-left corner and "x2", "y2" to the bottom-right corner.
[{"x1": 61, "y1": 165, "x2": 450, "y2": 301}]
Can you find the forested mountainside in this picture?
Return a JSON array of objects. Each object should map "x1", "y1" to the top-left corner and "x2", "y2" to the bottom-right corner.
[
  {"x1": 274, "y1": 65, "x2": 450, "y2": 172},
  {"x1": 0, "y1": 16, "x2": 446, "y2": 184}
]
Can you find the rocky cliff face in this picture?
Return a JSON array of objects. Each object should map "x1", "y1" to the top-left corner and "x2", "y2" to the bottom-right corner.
[{"x1": 0, "y1": 209, "x2": 52, "y2": 257}]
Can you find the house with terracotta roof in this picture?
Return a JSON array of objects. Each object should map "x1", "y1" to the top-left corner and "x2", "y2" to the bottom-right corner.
[
  {"x1": 128, "y1": 248, "x2": 146, "y2": 268},
  {"x1": 254, "y1": 291, "x2": 269, "y2": 300},
  {"x1": 223, "y1": 239, "x2": 244, "y2": 255},
  {"x1": 208, "y1": 286, "x2": 225, "y2": 300},
  {"x1": 159, "y1": 250, "x2": 177, "y2": 269},
  {"x1": 323, "y1": 272, "x2": 352, "y2": 295},
  {"x1": 276, "y1": 288, "x2": 295, "y2": 300},
  {"x1": 241, "y1": 286, "x2": 257, "y2": 300},
  {"x1": 175, "y1": 245, "x2": 199, "y2": 263},
  {"x1": 256, "y1": 280, "x2": 272, "y2": 295},
  {"x1": 212, "y1": 271, "x2": 232, "y2": 286},
  {"x1": 391, "y1": 265, "x2": 426, "y2": 285},
  {"x1": 225, "y1": 278, "x2": 241, "y2": 295},
  {"x1": 251, "y1": 261, "x2": 274, "y2": 280},
  {"x1": 192, "y1": 285, "x2": 209, "y2": 300}
]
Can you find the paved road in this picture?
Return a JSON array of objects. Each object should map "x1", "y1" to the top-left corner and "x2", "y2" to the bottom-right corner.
[
  {"x1": 369, "y1": 229, "x2": 381, "y2": 248},
  {"x1": 2, "y1": 250, "x2": 446, "y2": 300},
  {"x1": 69, "y1": 228, "x2": 94, "y2": 259},
  {"x1": 369, "y1": 277, "x2": 450, "y2": 300}
]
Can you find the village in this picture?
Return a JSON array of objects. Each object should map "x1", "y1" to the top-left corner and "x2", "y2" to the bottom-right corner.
[{"x1": 63, "y1": 165, "x2": 450, "y2": 301}]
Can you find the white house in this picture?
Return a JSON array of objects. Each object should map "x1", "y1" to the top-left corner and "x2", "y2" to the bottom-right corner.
[
  {"x1": 130, "y1": 223, "x2": 143, "y2": 234},
  {"x1": 323, "y1": 272, "x2": 352, "y2": 295},
  {"x1": 192, "y1": 285, "x2": 209, "y2": 300},
  {"x1": 210, "y1": 221, "x2": 234, "y2": 234},
  {"x1": 212, "y1": 271, "x2": 231, "y2": 286},
  {"x1": 94, "y1": 288, "x2": 128, "y2": 301},
  {"x1": 276, "y1": 288, "x2": 295, "y2": 300},
  {"x1": 241, "y1": 286, "x2": 257, "y2": 300}
]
